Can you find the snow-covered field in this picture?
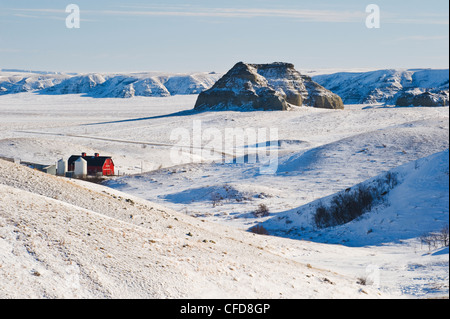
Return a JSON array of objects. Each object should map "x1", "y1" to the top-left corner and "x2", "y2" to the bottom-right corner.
[
  {"x1": 0, "y1": 90, "x2": 448, "y2": 299},
  {"x1": 3, "y1": 159, "x2": 388, "y2": 299}
]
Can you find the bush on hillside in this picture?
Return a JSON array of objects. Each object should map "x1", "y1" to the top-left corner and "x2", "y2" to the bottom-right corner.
[
  {"x1": 314, "y1": 171, "x2": 399, "y2": 229},
  {"x1": 253, "y1": 204, "x2": 270, "y2": 218},
  {"x1": 420, "y1": 225, "x2": 449, "y2": 250},
  {"x1": 249, "y1": 224, "x2": 270, "y2": 235}
]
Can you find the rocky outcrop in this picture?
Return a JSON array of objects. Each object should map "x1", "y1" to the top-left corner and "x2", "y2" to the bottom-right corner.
[
  {"x1": 0, "y1": 73, "x2": 70, "y2": 95},
  {"x1": 0, "y1": 70, "x2": 222, "y2": 98},
  {"x1": 395, "y1": 89, "x2": 449, "y2": 107},
  {"x1": 43, "y1": 74, "x2": 106, "y2": 95},
  {"x1": 42, "y1": 73, "x2": 222, "y2": 98},
  {"x1": 312, "y1": 69, "x2": 449, "y2": 105},
  {"x1": 194, "y1": 62, "x2": 344, "y2": 111}
]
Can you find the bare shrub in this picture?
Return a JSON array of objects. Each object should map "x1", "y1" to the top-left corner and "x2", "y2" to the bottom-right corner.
[
  {"x1": 421, "y1": 225, "x2": 449, "y2": 251},
  {"x1": 211, "y1": 185, "x2": 251, "y2": 207},
  {"x1": 211, "y1": 192, "x2": 223, "y2": 208},
  {"x1": 314, "y1": 203, "x2": 332, "y2": 229},
  {"x1": 357, "y1": 277, "x2": 367, "y2": 286},
  {"x1": 253, "y1": 204, "x2": 270, "y2": 218},
  {"x1": 314, "y1": 185, "x2": 374, "y2": 229},
  {"x1": 385, "y1": 172, "x2": 399, "y2": 190},
  {"x1": 249, "y1": 224, "x2": 270, "y2": 235},
  {"x1": 313, "y1": 171, "x2": 402, "y2": 229},
  {"x1": 440, "y1": 225, "x2": 449, "y2": 247}
]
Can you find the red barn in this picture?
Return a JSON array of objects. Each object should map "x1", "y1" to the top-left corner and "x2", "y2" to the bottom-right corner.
[{"x1": 68, "y1": 153, "x2": 115, "y2": 176}]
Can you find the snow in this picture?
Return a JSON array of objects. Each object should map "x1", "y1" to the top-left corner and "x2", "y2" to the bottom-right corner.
[
  {"x1": 0, "y1": 72, "x2": 70, "y2": 95},
  {"x1": 260, "y1": 148, "x2": 449, "y2": 297},
  {"x1": 2, "y1": 68, "x2": 447, "y2": 105},
  {"x1": 0, "y1": 68, "x2": 449, "y2": 299},
  {"x1": 0, "y1": 70, "x2": 222, "y2": 98},
  {"x1": 312, "y1": 69, "x2": 449, "y2": 104},
  {"x1": 0, "y1": 159, "x2": 384, "y2": 299},
  {"x1": 263, "y1": 150, "x2": 449, "y2": 244}
]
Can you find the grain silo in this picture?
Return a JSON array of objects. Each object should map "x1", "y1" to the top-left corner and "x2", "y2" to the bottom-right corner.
[
  {"x1": 74, "y1": 157, "x2": 87, "y2": 177},
  {"x1": 57, "y1": 159, "x2": 68, "y2": 176}
]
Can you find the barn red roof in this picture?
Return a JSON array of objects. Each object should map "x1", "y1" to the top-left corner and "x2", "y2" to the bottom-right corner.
[
  {"x1": 68, "y1": 153, "x2": 115, "y2": 176},
  {"x1": 68, "y1": 154, "x2": 112, "y2": 167}
]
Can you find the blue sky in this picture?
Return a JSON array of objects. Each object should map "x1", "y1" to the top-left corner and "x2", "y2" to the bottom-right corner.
[{"x1": 0, "y1": 0, "x2": 448, "y2": 73}]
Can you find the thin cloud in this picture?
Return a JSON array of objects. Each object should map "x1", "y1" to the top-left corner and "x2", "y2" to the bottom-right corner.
[
  {"x1": 8, "y1": 6, "x2": 448, "y2": 25},
  {"x1": 10, "y1": 8, "x2": 66, "y2": 14},
  {"x1": 100, "y1": 7, "x2": 365, "y2": 23},
  {"x1": 9, "y1": 8, "x2": 96, "y2": 22},
  {"x1": 13, "y1": 13, "x2": 43, "y2": 19}
]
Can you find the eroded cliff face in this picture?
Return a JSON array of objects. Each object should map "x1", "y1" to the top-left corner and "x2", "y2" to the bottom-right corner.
[
  {"x1": 395, "y1": 90, "x2": 449, "y2": 107},
  {"x1": 194, "y1": 62, "x2": 344, "y2": 111},
  {"x1": 312, "y1": 69, "x2": 449, "y2": 105},
  {"x1": 0, "y1": 71, "x2": 222, "y2": 98}
]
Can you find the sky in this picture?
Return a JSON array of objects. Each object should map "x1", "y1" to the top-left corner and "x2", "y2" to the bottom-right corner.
[{"x1": 0, "y1": 0, "x2": 448, "y2": 73}]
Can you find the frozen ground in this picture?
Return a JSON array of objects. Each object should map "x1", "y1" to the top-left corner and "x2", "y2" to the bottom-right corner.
[
  {"x1": 0, "y1": 92, "x2": 448, "y2": 298},
  {"x1": 3, "y1": 159, "x2": 387, "y2": 298}
]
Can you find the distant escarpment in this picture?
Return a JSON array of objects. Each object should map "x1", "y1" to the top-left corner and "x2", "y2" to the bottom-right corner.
[
  {"x1": 0, "y1": 70, "x2": 221, "y2": 98},
  {"x1": 312, "y1": 68, "x2": 449, "y2": 106},
  {"x1": 194, "y1": 62, "x2": 344, "y2": 111},
  {"x1": 395, "y1": 89, "x2": 449, "y2": 107}
]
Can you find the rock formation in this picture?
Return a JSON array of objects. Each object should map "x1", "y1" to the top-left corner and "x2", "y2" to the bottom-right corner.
[
  {"x1": 395, "y1": 90, "x2": 449, "y2": 107},
  {"x1": 0, "y1": 70, "x2": 221, "y2": 98},
  {"x1": 194, "y1": 62, "x2": 344, "y2": 111},
  {"x1": 312, "y1": 69, "x2": 449, "y2": 105}
]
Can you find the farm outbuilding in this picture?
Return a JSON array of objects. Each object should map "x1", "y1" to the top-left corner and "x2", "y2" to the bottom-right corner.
[
  {"x1": 74, "y1": 157, "x2": 87, "y2": 177},
  {"x1": 57, "y1": 159, "x2": 68, "y2": 176},
  {"x1": 43, "y1": 165, "x2": 57, "y2": 175},
  {"x1": 68, "y1": 153, "x2": 115, "y2": 176}
]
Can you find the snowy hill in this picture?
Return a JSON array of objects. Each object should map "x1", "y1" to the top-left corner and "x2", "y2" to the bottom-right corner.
[
  {"x1": 0, "y1": 158, "x2": 385, "y2": 299},
  {"x1": 0, "y1": 70, "x2": 222, "y2": 98},
  {"x1": 1, "y1": 68, "x2": 448, "y2": 105},
  {"x1": 0, "y1": 85, "x2": 448, "y2": 298},
  {"x1": 0, "y1": 71, "x2": 70, "y2": 95},
  {"x1": 259, "y1": 150, "x2": 449, "y2": 297},
  {"x1": 312, "y1": 69, "x2": 449, "y2": 105},
  {"x1": 262, "y1": 150, "x2": 449, "y2": 247}
]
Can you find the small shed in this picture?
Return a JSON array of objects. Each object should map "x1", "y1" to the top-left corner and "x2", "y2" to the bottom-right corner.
[
  {"x1": 43, "y1": 165, "x2": 57, "y2": 175},
  {"x1": 68, "y1": 153, "x2": 115, "y2": 176}
]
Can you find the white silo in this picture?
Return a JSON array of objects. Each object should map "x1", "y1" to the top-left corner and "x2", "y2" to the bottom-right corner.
[
  {"x1": 57, "y1": 159, "x2": 68, "y2": 176},
  {"x1": 74, "y1": 157, "x2": 87, "y2": 177}
]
